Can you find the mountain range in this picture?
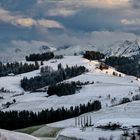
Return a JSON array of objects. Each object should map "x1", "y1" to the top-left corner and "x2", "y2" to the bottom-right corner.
[{"x1": 1, "y1": 39, "x2": 140, "y2": 62}]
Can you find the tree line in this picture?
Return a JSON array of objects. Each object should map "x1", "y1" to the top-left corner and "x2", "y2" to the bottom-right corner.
[
  {"x1": 0, "y1": 100, "x2": 101, "y2": 130},
  {"x1": 0, "y1": 61, "x2": 39, "y2": 77},
  {"x1": 21, "y1": 64, "x2": 88, "y2": 91},
  {"x1": 47, "y1": 81, "x2": 93, "y2": 97},
  {"x1": 83, "y1": 51, "x2": 105, "y2": 60},
  {"x1": 105, "y1": 56, "x2": 140, "y2": 77},
  {"x1": 25, "y1": 52, "x2": 54, "y2": 61}
]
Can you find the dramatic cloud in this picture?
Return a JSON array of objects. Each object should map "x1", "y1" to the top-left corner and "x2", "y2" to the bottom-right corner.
[
  {"x1": 37, "y1": 19, "x2": 63, "y2": 28},
  {"x1": 14, "y1": 18, "x2": 35, "y2": 27},
  {"x1": 11, "y1": 40, "x2": 51, "y2": 48},
  {"x1": 52, "y1": 0, "x2": 130, "y2": 9},
  {"x1": 121, "y1": 18, "x2": 140, "y2": 25},
  {"x1": 48, "y1": 31, "x2": 138, "y2": 48},
  {"x1": 0, "y1": 8, "x2": 15, "y2": 22},
  {"x1": 0, "y1": 8, "x2": 63, "y2": 28},
  {"x1": 0, "y1": 0, "x2": 140, "y2": 51},
  {"x1": 82, "y1": 0, "x2": 129, "y2": 8}
]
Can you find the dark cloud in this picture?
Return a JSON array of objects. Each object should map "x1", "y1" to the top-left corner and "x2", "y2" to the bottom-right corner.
[
  {"x1": 0, "y1": 0, "x2": 37, "y2": 12},
  {"x1": 130, "y1": 0, "x2": 140, "y2": 8},
  {"x1": 0, "y1": 0, "x2": 140, "y2": 49}
]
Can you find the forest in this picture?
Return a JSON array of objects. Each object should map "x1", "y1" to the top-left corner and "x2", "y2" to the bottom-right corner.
[
  {"x1": 47, "y1": 81, "x2": 94, "y2": 96},
  {"x1": 0, "y1": 100, "x2": 101, "y2": 130},
  {"x1": 26, "y1": 52, "x2": 54, "y2": 61},
  {"x1": 105, "y1": 56, "x2": 140, "y2": 77},
  {"x1": 21, "y1": 64, "x2": 88, "y2": 91},
  {"x1": 83, "y1": 51, "x2": 105, "y2": 60},
  {"x1": 0, "y1": 61, "x2": 39, "y2": 77}
]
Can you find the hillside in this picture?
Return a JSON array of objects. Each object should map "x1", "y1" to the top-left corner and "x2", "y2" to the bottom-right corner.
[
  {"x1": 16, "y1": 100, "x2": 140, "y2": 140},
  {"x1": 40, "y1": 101, "x2": 140, "y2": 140},
  {"x1": 0, "y1": 55, "x2": 139, "y2": 113},
  {"x1": 0, "y1": 129, "x2": 41, "y2": 140},
  {"x1": 0, "y1": 55, "x2": 140, "y2": 140}
]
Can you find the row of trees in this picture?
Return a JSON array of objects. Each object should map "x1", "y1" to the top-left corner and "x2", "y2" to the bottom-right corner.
[
  {"x1": 83, "y1": 51, "x2": 105, "y2": 60},
  {"x1": 0, "y1": 100, "x2": 101, "y2": 130},
  {"x1": 21, "y1": 64, "x2": 87, "y2": 91},
  {"x1": 105, "y1": 56, "x2": 140, "y2": 77},
  {"x1": 0, "y1": 61, "x2": 39, "y2": 77},
  {"x1": 26, "y1": 52, "x2": 54, "y2": 61},
  {"x1": 47, "y1": 81, "x2": 93, "y2": 97}
]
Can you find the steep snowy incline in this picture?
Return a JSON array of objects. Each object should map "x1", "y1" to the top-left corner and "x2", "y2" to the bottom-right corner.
[
  {"x1": 105, "y1": 40, "x2": 140, "y2": 57},
  {"x1": 55, "y1": 40, "x2": 140, "y2": 57}
]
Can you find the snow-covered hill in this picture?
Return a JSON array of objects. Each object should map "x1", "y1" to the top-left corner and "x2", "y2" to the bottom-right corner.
[
  {"x1": 0, "y1": 55, "x2": 140, "y2": 139},
  {"x1": 47, "y1": 100, "x2": 140, "y2": 140},
  {"x1": 0, "y1": 129, "x2": 40, "y2": 140},
  {"x1": 0, "y1": 55, "x2": 139, "y2": 112}
]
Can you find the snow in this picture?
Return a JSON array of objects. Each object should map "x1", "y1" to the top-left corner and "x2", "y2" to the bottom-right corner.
[
  {"x1": 0, "y1": 42, "x2": 55, "y2": 62},
  {"x1": 106, "y1": 40, "x2": 140, "y2": 57},
  {"x1": 47, "y1": 100, "x2": 140, "y2": 128},
  {"x1": 95, "y1": 118, "x2": 140, "y2": 128},
  {"x1": 0, "y1": 55, "x2": 140, "y2": 139},
  {"x1": 1, "y1": 32, "x2": 139, "y2": 62},
  {"x1": 55, "y1": 45, "x2": 96, "y2": 56},
  {"x1": 0, "y1": 129, "x2": 41, "y2": 140},
  {"x1": 48, "y1": 100, "x2": 140, "y2": 140},
  {"x1": 0, "y1": 56, "x2": 139, "y2": 112},
  {"x1": 0, "y1": 69, "x2": 40, "y2": 93},
  {"x1": 59, "y1": 127, "x2": 122, "y2": 140}
]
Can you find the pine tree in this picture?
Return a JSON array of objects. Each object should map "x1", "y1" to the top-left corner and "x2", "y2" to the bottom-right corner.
[
  {"x1": 41, "y1": 61, "x2": 44, "y2": 66},
  {"x1": 89, "y1": 115, "x2": 92, "y2": 126}
]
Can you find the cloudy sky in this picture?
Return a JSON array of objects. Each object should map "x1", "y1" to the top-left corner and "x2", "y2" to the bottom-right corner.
[{"x1": 0, "y1": 0, "x2": 140, "y2": 50}]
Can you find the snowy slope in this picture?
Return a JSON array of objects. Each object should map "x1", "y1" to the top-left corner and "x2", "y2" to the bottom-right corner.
[
  {"x1": 0, "y1": 55, "x2": 139, "y2": 140},
  {"x1": 106, "y1": 40, "x2": 140, "y2": 57},
  {"x1": 0, "y1": 129, "x2": 40, "y2": 140},
  {"x1": 55, "y1": 40, "x2": 140, "y2": 57},
  {"x1": 47, "y1": 101, "x2": 140, "y2": 140},
  {"x1": 18, "y1": 101, "x2": 140, "y2": 140},
  {"x1": 49, "y1": 100, "x2": 140, "y2": 128},
  {"x1": 0, "y1": 56, "x2": 139, "y2": 112}
]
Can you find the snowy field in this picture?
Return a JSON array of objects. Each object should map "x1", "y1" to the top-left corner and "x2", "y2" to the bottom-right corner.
[
  {"x1": 0, "y1": 55, "x2": 139, "y2": 139},
  {"x1": 0, "y1": 56, "x2": 139, "y2": 112},
  {"x1": 47, "y1": 100, "x2": 140, "y2": 140},
  {"x1": 19, "y1": 100, "x2": 140, "y2": 140}
]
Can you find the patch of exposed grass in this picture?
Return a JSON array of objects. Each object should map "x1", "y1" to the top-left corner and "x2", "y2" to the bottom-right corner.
[
  {"x1": 32, "y1": 126, "x2": 62, "y2": 137},
  {"x1": 15, "y1": 125, "x2": 45, "y2": 134}
]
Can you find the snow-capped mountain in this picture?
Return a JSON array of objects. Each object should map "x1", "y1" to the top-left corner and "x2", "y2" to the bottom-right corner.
[
  {"x1": 0, "y1": 45, "x2": 56, "y2": 62},
  {"x1": 105, "y1": 40, "x2": 140, "y2": 57},
  {"x1": 55, "y1": 45, "x2": 97, "y2": 55},
  {"x1": 39, "y1": 45, "x2": 56, "y2": 53},
  {"x1": 1, "y1": 38, "x2": 140, "y2": 63},
  {"x1": 54, "y1": 39, "x2": 140, "y2": 57}
]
